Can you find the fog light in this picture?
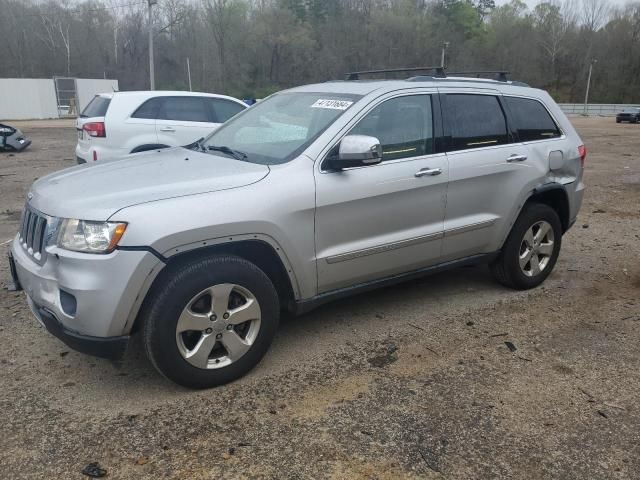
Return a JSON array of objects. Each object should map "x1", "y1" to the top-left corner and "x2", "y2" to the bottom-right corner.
[{"x1": 59, "y1": 290, "x2": 77, "y2": 317}]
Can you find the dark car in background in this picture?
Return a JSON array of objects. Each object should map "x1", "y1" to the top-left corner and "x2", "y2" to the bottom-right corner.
[{"x1": 616, "y1": 107, "x2": 640, "y2": 123}]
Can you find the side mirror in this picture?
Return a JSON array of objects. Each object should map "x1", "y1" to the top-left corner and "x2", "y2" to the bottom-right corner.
[{"x1": 330, "y1": 135, "x2": 382, "y2": 169}]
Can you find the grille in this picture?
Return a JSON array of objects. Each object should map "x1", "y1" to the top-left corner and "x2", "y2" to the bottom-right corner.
[{"x1": 19, "y1": 206, "x2": 49, "y2": 262}]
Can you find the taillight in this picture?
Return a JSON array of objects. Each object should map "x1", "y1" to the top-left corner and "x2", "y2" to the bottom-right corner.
[
  {"x1": 578, "y1": 144, "x2": 586, "y2": 167},
  {"x1": 83, "y1": 122, "x2": 106, "y2": 138}
]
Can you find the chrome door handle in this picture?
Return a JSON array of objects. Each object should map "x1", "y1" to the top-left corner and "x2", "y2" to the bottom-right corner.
[
  {"x1": 160, "y1": 127, "x2": 176, "y2": 132},
  {"x1": 506, "y1": 154, "x2": 527, "y2": 162},
  {"x1": 415, "y1": 167, "x2": 442, "y2": 177}
]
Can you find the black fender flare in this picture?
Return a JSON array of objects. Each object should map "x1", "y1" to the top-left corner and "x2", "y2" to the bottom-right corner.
[
  {"x1": 528, "y1": 182, "x2": 571, "y2": 232},
  {"x1": 130, "y1": 144, "x2": 169, "y2": 154}
]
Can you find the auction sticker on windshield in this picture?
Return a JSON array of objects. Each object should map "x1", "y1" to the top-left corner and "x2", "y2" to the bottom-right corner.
[{"x1": 311, "y1": 99, "x2": 354, "y2": 110}]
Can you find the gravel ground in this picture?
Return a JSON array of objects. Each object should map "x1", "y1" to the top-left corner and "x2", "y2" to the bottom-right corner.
[{"x1": 0, "y1": 117, "x2": 638, "y2": 479}]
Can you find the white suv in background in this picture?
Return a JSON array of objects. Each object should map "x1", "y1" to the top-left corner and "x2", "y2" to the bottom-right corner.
[{"x1": 75, "y1": 91, "x2": 247, "y2": 164}]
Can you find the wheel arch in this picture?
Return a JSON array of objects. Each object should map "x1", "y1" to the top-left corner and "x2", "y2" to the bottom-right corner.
[
  {"x1": 527, "y1": 183, "x2": 571, "y2": 233},
  {"x1": 129, "y1": 238, "x2": 298, "y2": 334}
]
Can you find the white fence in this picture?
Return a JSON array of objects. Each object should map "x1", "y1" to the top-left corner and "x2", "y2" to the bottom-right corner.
[
  {"x1": 0, "y1": 78, "x2": 118, "y2": 120},
  {"x1": 559, "y1": 103, "x2": 639, "y2": 116}
]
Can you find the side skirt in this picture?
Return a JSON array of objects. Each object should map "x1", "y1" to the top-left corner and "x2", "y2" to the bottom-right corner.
[{"x1": 294, "y1": 251, "x2": 500, "y2": 315}]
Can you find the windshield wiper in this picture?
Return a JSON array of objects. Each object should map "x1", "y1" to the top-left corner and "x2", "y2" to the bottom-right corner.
[
  {"x1": 188, "y1": 136, "x2": 206, "y2": 152},
  {"x1": 207, "y1": 144, "x2": 248, "y2": 161}
]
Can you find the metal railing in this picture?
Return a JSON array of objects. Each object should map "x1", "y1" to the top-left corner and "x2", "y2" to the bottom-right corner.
[{"x1": 559, "y1": 103, "x2": 640, "y2": 116}]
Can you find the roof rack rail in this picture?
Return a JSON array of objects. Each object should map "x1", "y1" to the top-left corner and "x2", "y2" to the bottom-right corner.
[
  {"x1": 446, "y1": 70, "x2": 510, "y2": 82},
  {"x1": 345, "y1": 66, "x2": 446, "y2": 80}
]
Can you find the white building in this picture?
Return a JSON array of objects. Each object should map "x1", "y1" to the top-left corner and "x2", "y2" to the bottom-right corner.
[{"x1": 0, "y1": 77, "x2": 118, "y2": 120}]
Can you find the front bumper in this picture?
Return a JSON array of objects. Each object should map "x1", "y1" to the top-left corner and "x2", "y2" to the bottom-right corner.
[
  {"x1": 11, "y1": 136, "x2": 31, "y2": 152},
  {"x1": 28, "y1": 297, "x2": 128, "y2": 359},
  {"x1": 10, "y1": 235, "x2": 161, "y2": 355},
  {"x1": 1, "y1": 133, "x2": 31, "y2": 152}
]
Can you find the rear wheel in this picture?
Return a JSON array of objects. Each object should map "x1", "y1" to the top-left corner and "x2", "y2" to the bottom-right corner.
[
  {"x1": 490, "y1": 203, "x2": 562, "y2": 290},
  {"x1": 141, "y1": 255, "x2": 279, "y2": 388}
]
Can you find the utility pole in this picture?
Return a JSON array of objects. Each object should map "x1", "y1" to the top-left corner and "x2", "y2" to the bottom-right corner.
[
  {"x1": 113, "y1": 24, "x2": 118, "y2": 65},
  {"x1": 148, "y1": 0, "x2": 157, "y2": 90},
  {"x1": 441, "y1": 42, "x2": 450, "y2": 69},
  {"x1": 583, "y1": 58, "x2": 596, "y2": 116},
  {"x1": 187, "y1": 57, "x2": 192, "y2": 91}
]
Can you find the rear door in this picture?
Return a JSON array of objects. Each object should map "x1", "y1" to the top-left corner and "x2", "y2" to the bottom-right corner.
[
  {"x1": 314, "y1": 92, "x2": 448, "y2": 293},
  {"x1": 156, "y1": 96, "x2": 216, "y2": 146},
  {"x1": 125, "y1": 96, "x2": 163, "y2": 150},
  {"x1": 207, "y1": 98, "x2": 247, "y2": 128},
  {"x1": 439, "y1": 90, "x2": 545, "y2": 261}
]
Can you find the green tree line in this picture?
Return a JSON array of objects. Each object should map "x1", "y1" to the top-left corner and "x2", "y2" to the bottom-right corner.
[{"x1": 1, "y1": 0, "x2": 639, "y2": 102}]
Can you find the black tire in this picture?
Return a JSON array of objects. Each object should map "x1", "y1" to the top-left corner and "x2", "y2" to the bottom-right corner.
[
  {"x1": 490, "y1": 203, "x2": 562, "y2": 290},
  {"x1": 141, "y1": 254, "x2": 279, "y2": 389},
  {"x1": 616, "y1": 119, "x2": 621, "y2": 123}
]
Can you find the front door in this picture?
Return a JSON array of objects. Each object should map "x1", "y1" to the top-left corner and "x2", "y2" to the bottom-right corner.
[{"x1": 314, "y1": 93, "x2": 448, "y2": 293}]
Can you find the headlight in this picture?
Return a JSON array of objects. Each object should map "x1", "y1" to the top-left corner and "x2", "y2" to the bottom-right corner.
[{"x1": 57, "y1": 219, "x2": 127, "y2": 254}]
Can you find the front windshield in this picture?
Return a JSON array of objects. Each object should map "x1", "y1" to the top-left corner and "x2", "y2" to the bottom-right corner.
[{"x1": 202, "y1": 92, "x2": 361, "y2": 165}]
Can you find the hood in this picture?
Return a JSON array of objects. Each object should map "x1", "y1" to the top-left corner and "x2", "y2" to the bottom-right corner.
[{"x1": 29, "y1": 147, "x2": 269, "y2": 220}]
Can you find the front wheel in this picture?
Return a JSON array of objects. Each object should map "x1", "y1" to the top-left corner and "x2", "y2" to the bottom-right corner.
[
  {"x1": 490, "y1": 203, "x2": 562, "y2": 290},
  {"x1": 141, "y1": 255, "x2": 279, "y2": 388}
]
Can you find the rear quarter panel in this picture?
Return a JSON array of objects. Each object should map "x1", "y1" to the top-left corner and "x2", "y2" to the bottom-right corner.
[{"x1": 538, "y1": 91, "x2": 585, "y2": 223}]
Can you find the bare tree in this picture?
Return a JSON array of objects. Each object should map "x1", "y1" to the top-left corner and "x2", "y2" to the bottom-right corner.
[
  {"x1": 158, "y1": 0, "x2": 188, "y2": 38},
  {"x1": 581, "y1": 0, "x2": 609, "y2": 31},
  {"x1": 58, "y1": 21, "x2": 72, "y2": 76},
  {"x1": 203, "y1": 0, "x2": 232, "y2": 89},
  {"x1": 0, "y1": 0, "x2": 639, "y2": 102}
]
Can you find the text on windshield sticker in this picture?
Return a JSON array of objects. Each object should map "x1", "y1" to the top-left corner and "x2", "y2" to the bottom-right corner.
[{"x1": 311, "y1": 99, "x2": 353, "y2": 110}]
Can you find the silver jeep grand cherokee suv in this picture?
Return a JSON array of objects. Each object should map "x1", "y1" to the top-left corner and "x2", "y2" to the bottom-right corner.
[{"x1": 9, "y1": 71, "x2": 585, "y2": 388}]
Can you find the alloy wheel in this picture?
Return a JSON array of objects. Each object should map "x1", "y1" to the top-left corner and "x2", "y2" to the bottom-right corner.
[
  {"x1": 518, "y1": 220, "x2": 555, "y2": 277},
  {"x1": 175, "y1": 283, "x2": 261, "y2": 369}
]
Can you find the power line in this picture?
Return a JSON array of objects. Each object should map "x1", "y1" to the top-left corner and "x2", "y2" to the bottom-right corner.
[{"x1": 8, "y1": 1, "x2": 147, "y2": 19}]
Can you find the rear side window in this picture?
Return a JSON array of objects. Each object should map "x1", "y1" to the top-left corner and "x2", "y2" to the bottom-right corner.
[
  {"x1": 446, "y1": 94, "x2": 509, "y2": 151},
  {"x1": 505, "y1": 97, "x2": 561, "y2": 142},
  {"x1": 131, "y1": 97, "x2": 163, "y2": 119},
  {"x1": 350, "y1": 95, "x2": 434, "y2": 161},
  {"x1": 81, "y1": 96, "x2": 110, "y2": 118},
  {"x1": 209, "y1": 99, "x2": 246, "y2": 123},
  {"x1": 160, "y1": 97, "x2": 210, "y2": 122}
]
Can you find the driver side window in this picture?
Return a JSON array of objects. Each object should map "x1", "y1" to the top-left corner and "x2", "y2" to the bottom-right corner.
[{"x1": 350, "y1": 95, "x2": 433, "y2": 162}]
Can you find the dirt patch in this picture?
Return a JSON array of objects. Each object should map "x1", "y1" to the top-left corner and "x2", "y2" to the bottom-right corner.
[
  {"x1": 1, "y1": 209, "x2": 21, "y2": 221},
  {"x1": 367, "y1": 340, "x2": 399, "y2": 367},
  {"x1": 329, "y1": 458, "x2": 428, "y2": 479},
  {"x1": 290, "y1": 374, "x2": 372, "y2": 420}
]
